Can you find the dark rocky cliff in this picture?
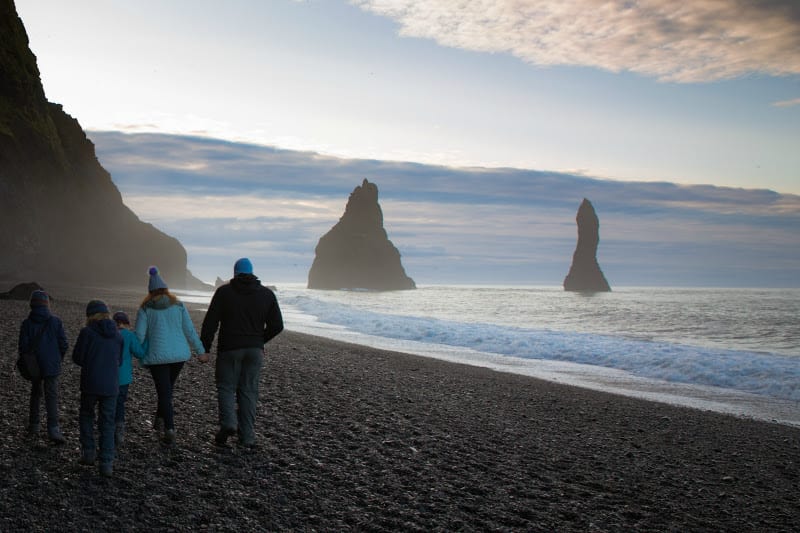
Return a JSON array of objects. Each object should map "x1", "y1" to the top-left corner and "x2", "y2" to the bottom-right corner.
[
  {"x1": 308, "y1": 179, "x2": 415, "y2": 290},
  {"x1": 563, "y1": 198, "x2": 611, "y2": 292},
  {"x1": 0, "y1": 0, "x2": 207, "y2": 289}
]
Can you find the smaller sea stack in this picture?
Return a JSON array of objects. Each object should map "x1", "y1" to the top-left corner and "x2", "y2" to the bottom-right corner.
[{"x1": 564, "y1": 198, "x2": 611, "y2": 292}]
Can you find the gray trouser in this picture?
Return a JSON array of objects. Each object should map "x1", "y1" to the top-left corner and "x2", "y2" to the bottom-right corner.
[{"x1": 215, "y1": 347, "x2": 263, "y2": 444}]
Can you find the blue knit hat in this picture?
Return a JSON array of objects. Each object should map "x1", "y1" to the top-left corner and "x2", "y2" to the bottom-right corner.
[
  {"x1": 86, "y1": 299, "x2": 109, "y2": 316},
  {"x1": 148, "y1": 266, "x2": 168, "y2": 292},
  {"x1": 29, "y1": 290, "x2": 49, "y2": 307},
  {"x1": 234, "y1": 257, "x2": 253, "y2": 276}
]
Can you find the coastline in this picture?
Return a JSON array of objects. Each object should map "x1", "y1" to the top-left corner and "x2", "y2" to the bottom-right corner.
[
  {"x1": 285, "y1": 317, "x2": 800, "y2": 429},
  {"x1": 1, "y1": 293, "x2": 798, "y2": 531}
]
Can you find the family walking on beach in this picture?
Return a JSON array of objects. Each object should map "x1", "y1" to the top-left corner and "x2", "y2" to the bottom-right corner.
[{"x1": 17, "y1": 258, "x2": 284, "y2": 478}]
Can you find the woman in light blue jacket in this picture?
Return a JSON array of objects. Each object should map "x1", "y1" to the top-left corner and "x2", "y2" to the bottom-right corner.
[{"x1": 135, "y1": 267, "x2": 208, "y2": 445}]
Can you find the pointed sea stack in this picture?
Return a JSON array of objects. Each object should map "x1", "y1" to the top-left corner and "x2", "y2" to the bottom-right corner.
[
  {"x1": 0, "y1": 0, "x2": 207, "y2": 289},
  {"x1": 308, "y1": 179, "x2": 415, "y2": 291},
  {"x1": 563, "y1": 199, "x2": 611, "y2": 292}
]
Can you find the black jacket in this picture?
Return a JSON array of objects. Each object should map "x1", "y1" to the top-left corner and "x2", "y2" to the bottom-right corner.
[{"x1": 200, "y1": 274, "x2": 284, "y2": 353}]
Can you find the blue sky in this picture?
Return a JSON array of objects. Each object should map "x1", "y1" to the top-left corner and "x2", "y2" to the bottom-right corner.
[{"x1": 12, "y1": 0, "x2": 800, "y2": 285}]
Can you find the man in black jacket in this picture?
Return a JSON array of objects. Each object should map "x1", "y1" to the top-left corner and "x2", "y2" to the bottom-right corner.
[{"x1": 201, "y1": 258, "x2": 284, "y2": 447}]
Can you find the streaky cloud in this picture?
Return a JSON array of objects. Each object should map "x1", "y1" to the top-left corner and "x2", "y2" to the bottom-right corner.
[
  {"x1": 92, "y1": 131, "x2": 799, "y2": 217},
  {"x1": 89, "y1": 131, "x2": 800, "y2": 287},
  {"x1": 352, "y1": 0, "x2": 800, "y2": 82}
]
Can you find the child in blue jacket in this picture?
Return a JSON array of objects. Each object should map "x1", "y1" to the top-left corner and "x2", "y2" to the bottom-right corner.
[
  {"x1": 18, "y1": 290, "x2": 68, "y2": 443},
  {"x1": 72, "y1": 300, "x2": 123, "y2": 477},
  {"x1": 112, "y1": 311, "x2": 144, "y2": 446}
]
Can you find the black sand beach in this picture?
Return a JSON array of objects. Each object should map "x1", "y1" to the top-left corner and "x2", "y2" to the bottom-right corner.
[{"x1": 1, "y1": 292, "x2": 798, "y2": 532}]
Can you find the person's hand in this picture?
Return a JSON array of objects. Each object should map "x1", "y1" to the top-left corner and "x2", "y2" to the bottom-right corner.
[{"x1": 197, "y1": 353, "x2": 210, "y2": 364}]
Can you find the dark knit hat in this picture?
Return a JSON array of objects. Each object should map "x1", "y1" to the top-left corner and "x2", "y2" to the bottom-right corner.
[
  {"x1": 148, "y1": 266, "x2": 168, "y2": 292},
  {"x1": 86, "y1": 299, "x2": 109, "y2": 316},
  {"x1": 234, "y1": 257, "x2": 253, "y2": 276},
  {"x1": 29, "y1": 290, "x2": 49, "y2": 307},
  {"x1": 113, "y1": 311, "x2": 130, "y2": 325}
]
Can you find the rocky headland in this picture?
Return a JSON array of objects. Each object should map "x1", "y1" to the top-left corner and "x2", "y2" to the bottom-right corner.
[{"x1": 0, "y1": 0, "x2": 207, "y2": 290}]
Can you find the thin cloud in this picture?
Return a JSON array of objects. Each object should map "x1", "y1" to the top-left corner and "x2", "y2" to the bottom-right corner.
[
  {"x1": 772, "y1": 97, "x2": 800, "y2": 107},
  {"x1": 352, "y1": 0, "x2": 800, "y2": 82}
]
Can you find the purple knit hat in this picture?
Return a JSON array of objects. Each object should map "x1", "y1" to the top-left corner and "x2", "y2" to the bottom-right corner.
[{"x1": 113, "y1": 311, "x2": 130, "y2": 325}]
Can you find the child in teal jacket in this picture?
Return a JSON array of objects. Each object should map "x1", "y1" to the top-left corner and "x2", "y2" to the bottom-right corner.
[{"x1": 112, "y1": 311, "x2": 144, "y2": 446}]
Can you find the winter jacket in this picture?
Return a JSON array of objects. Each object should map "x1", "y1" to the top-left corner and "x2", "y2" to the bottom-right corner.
[
  {"x1": 18, "y1": 307, "x2": 68, "y2": 378},
  {"x1": 119, "y1": 328, "x2": 145, "y2": 386},
  {"x1": 135, "y1": 295, "x2": 205, "y2": 366},
  {"x1": 72, "y1": 319, "x2": 123, "y2": 396},
  {"x1": 201, "y1": 274, "x2": 284, "y2": 353}
]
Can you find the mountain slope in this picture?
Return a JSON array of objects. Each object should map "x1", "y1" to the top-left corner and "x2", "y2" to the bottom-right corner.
[{"x1": 0, "y1": 0, "x2": 206, "y2": 289}]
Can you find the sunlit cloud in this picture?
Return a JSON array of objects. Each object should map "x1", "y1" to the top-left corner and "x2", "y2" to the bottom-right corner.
[
  {"x1": 352, "y1": 0, "x2": 800, "y2": 82},
  {"x1": 121, "y1": 194, "x2": 344, "y2": 222},
  {"x1": 109, "y1": 155, "x2": 210, "y2": 172}
]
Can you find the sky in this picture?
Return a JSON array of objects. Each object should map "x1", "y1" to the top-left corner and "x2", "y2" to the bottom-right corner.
[
  {"x1": 11, "y1": 0, "x2": 800, "y2": 286},
  {"x1": 14, "y1": 0, "x2": 800, "y2": 193}
]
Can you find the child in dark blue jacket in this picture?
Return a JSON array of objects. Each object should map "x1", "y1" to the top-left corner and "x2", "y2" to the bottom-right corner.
[
  {"x1": 18, "y1": 290, "x2": 68, "y2": 443},
  {"x1": 72, "y1": 300, "x2": 123, "y2": 477}
]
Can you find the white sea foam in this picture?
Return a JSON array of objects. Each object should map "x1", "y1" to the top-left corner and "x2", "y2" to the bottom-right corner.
[{"x1": 180, "y1": 285, "x2": 800, "y2": 426}]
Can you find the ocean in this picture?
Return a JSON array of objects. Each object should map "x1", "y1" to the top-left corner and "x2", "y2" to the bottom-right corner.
[{"x1": 178, "y1": 285, "x2": 800, "y2": 427}]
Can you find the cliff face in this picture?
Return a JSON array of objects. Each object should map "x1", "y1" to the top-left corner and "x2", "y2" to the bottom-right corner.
[
  {"x1": 0, "y1": 0, "x2": 207, "y2": 289},
  {"x1": 563, "y1": 198, "x2": 611, "y2": 292},
  {"x1": 308, "y1": 179, "x2": 415, "y2": 290}
]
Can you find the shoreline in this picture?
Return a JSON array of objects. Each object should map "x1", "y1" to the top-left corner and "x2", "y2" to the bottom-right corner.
[
  {"x1": 1, "y1": 293, "x2": 799, "y2": 530},
  {"x1": 286, "y1": 320, "x2": 800, "y2": 429}
]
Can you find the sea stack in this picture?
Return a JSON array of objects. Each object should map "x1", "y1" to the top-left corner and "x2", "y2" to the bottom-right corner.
[
  {"x1": 563, "y1": 199, "x2": 611, "y2": 292},
  {"x1": 308, "y1": 179, "x2": 415, "y2": 291},
  {"x1": 0, "y1": 0, "x2": 207, "y2": 289}
]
